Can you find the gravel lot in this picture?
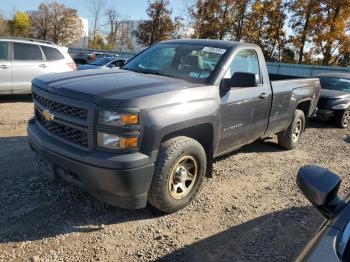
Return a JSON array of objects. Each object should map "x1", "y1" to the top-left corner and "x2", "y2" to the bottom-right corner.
[{"x1": 0, "y1": 95, "x2": 349, "y2": 262}]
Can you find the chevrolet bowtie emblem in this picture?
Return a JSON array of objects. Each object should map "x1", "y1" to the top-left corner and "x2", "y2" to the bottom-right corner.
[{"x1": 43, "y1": 110, "x2": 55, "y2": 122}]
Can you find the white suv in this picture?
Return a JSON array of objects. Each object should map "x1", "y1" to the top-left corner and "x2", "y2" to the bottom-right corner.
[{"x1": 0, "y1": 38, "x2": 76, "y2": 95}]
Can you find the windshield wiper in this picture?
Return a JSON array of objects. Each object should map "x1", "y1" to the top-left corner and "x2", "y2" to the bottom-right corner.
[
  {"x1": 136, "y1": 68, "x2": 161, "y2": 75},
  {"x1": 124, "y1": 68, "x2": 174, "y2": 78}
]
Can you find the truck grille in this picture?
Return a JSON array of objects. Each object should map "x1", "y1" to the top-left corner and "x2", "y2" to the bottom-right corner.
[
  {"x1": 33, "y1": 92, "x2": 88, "y2": 120},
  {"x1": 35, "y1": 108, "x2": 88, "y2": 147}
]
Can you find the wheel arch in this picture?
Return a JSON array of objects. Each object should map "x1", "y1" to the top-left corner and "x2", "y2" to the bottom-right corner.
[
  {"x1": 158, "y1": 123, "x2": 215, "y2": 177},
  {"x1": 296, "y1": 100, "x2": 312, "y2": 117}
]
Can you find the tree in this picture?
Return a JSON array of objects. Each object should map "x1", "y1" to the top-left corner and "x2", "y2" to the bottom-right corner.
[
  {"x1": 0, "y1": 13, "x2": 7, "y2": 36},
  {"x1": 188, "y1": 0, "x2": 236, "y2": 40},
  {"x1": 242, "y1": 0, "x2": 288, "y2": 61},
  {"x1": 51, "y1": 3, "x2": 83, "y2": 45},
  {"x1": 231, "y1": 0, "x2": 251, "y2": 41},
  {"x1": 105, "y1": 8, "x2": 121, "y2": 49},
  {"x1": 281, "y1": 47, "x2": 296, "y2": 64},
  {"x1": 313, "y1": 0, "x2": 350, "y2": 66},
  {"x1": 86, "y1": 0, "x2": 106, "y2": 48},
  {"x1": 137, "y1": 0, "x2": 175, "y2": 46},
  {"x1": 88, "y1": 33, "x2": 106, "y2": 49},
  {"x1": 30, "y1": 4, "x2": 51, "y2": 40},
  {"x1": 264, "y1": 1, "x2": 288, "y2": 60},
  {"x1": 289, "y1": 0, "x2": 320, "y2": 63},
  {"x1": 29, "y1": 2, "x2": 83, "y2": 46},
  {"x1": 8, "y1": 12, "x2": 31, "y2": 37},
  {"x1": 243, "y1": 1, "x2": 268, "y2": 45}
]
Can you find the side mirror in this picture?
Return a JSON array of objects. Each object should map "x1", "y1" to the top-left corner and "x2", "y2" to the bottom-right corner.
[
  {"x1": 222, "y1": 72, "x2": 259, "y2": 91},
  {"x1": 297, "y1": 165, "x2": 345, "y2": 218}
]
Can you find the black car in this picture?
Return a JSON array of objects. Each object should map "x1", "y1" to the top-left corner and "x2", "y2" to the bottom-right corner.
[
  {"x1": 316, "y1": 73, "x2": 350, "y2": 128},
  {"x1": 297, "y1": 166, "x2": 350, "y2": 261}
]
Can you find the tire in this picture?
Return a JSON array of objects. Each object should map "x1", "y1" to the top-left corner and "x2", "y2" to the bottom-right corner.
[
  {"x1": 334, "y1": 109, "x2": 350, "y2": 128},
  {"x1": 148, "y1": 136, "x2": 207, "y2": 214},
  {"x1": 278, "y1": 109, "x2": 305, "y2": 150}
]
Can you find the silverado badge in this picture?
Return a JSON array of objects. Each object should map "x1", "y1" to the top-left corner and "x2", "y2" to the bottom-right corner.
[{"x1": 43, "y1": 110, "x2": 55, "y2": 122}]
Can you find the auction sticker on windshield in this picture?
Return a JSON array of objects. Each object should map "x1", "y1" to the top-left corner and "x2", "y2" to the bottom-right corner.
[{"x1": 202, "y1": 47, "x2": 227, "y2": 54}]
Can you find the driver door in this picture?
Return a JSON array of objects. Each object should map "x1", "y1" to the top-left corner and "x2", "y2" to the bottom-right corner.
[{"x1": 218, "y1": 49, "x2": 271, "y2": 154}]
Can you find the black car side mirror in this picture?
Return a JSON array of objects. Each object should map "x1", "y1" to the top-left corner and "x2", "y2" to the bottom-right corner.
[
  {"x1": 297, "y1": 165, "x2": 345, "y2": 218},
  {"x1": 221, "y1": 72, "x2": 259, "y2": 91}
]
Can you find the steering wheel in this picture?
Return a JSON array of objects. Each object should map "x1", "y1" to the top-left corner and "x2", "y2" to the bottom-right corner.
[{"x1": 199, "y1": 68, "x2": 212, "y2": 78}]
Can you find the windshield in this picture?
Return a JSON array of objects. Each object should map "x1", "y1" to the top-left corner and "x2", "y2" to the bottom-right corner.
[
  {"x1": 320, "y1": 77, "x2": 350, "y2": 93},
  {"x1": 90, "y1": 57, "x2": 114, "y2": 66},
  {"x1": 122, "y1": 43, "x2": 228, "y2": 83}
]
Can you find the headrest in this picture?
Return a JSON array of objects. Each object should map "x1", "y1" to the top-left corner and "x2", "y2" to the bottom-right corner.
[{"x1": 184, "y1": 55, "x2": 203, "y2": 68}]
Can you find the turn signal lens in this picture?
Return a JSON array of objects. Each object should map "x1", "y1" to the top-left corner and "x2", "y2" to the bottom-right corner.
[
  {"x1": 119, "y1": 137, "x2": 139, "y2": 149},
  {"x1": 97, "y1": 133, "x2": 139, "y2": 150},
  {"x1": 121, "y1": 114, "x2": 139, "y2": 125},
  {"x1": 98, "y1": 111, "x2": 139, "y2": 127}
]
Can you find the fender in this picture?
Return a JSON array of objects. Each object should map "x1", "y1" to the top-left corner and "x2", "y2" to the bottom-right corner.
[{"x1": 140, "y1": 98, "x2": 220, "y2": 161}]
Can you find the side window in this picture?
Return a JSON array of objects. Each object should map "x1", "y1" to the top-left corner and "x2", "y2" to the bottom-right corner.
[
  {"x1": 0, "y1": 42, "x2": 8, "y2": 61},
  {"x1": 13, "y1": 43, "x2": 43, "y2": 61},
  {"x1": 226, "y1": 49, "x2": 261, "y2": 83},
  {"x1": 115, "y1": 60, "x2": 125, "y2": 67},
  {"x1": 42, "y1": 46, "x2": 65, "y2": 61}
]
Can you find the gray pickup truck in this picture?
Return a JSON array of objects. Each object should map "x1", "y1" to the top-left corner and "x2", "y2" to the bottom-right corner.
[{"x1": 28, "y1": 39, "x2": 320, "y2": 213}]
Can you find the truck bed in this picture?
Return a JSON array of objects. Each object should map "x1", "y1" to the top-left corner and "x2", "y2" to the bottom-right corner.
[{"x1": 265, "y1": 76, "x2": 320, "y2": 136}]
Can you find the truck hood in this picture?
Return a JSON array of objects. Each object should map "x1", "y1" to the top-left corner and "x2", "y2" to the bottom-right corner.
[
  {"x1": 32, "y1": 69, "x2": 195, "y2": 105},
  {"x1": 320, "y1": 89, "x2": 350, "y2": 100}
]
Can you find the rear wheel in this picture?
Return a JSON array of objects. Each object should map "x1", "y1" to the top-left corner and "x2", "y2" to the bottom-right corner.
[
  {"x1": 278, "y1": 109, "x2": 305, "y2": 150},
  {"x1": 334, "y1": 109, "x2": 350, "y2": 128},
  {"x1": 148, "y1": 136, "x2": 206, "y2": 214}
]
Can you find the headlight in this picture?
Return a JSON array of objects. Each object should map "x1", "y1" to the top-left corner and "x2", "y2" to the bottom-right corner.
[
  {"x1": 98, "y1": 110, "x2": 139, "y2": 127},
  {"x1": 97, "y1": 132, "x2": 139, "y2": 150}
]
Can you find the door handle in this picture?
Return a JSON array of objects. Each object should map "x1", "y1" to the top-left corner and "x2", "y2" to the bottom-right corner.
[
  {"x1": 39, "y1": 64, "x2": 48, "y2": 68},
  {"x1": 0, "y1": 65, "x2": 9, "y2": 69},
  {"x1": 259, "y1": 93, "x2": 268, "y2": 99}
]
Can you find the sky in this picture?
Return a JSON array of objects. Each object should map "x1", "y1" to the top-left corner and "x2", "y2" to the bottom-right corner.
[{"x1": 0, "y1": 0, "x2": 187, "y2": 21}]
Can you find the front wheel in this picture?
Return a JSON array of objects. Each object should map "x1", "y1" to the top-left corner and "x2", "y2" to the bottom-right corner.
[
  {"x1": 278, "y1": 109, "x2": 305, "y2": 150},
  {"x1": 148, "y1": 136, "x2": 207, "y2": 214},
  {"x1": 334, "y1": 109, "x2": 350, "y2": 128}
]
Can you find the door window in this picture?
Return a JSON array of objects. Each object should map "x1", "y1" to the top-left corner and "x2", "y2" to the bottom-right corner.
[
  {"x1": 41, "y1": 46, "x2": 65, "y2": 61},
  {"x1": 225, "y1": 49, "x2": 261, "y2": 83},
  {"x1": 0, "y1": 42, "x2": 8, "y2": 60},
  {"x1": 14, "y1": 43, "x2": 43, "y2": 61}
]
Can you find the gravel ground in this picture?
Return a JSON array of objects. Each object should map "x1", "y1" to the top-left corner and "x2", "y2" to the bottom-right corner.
[{"x1": 0, "y1": 95, "x2": 349, "y2": 262}]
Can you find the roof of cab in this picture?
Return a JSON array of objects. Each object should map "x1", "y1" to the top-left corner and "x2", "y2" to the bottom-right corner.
[{"x1": 159, "y1": 39, "x2": 258, "y2": 49}]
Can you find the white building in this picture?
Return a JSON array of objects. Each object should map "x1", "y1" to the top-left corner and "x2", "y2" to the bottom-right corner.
[
  {"x1": 71, "y1": 17, "x2": 89, "y2": 48},
  {"x1": 117, "y1": 20, "x2": 142, "y2": 51},
  {"x1": 72, "y1": 16, "x2": 89, "y2": 48}
]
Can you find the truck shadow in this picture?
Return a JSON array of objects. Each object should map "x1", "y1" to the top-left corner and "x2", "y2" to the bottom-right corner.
[
  {"x1": 0, "y1": 135, "x2": 322, "y2": 252},
  {"x1": 0, "y1": 136, "x2": 158, "y2": 244},
  {"x1": 307, "y1": 118, "x2": 336, "y2": 129},
  {"x1": 214, "y1": 139, "x2": 283, "y2": 162},
  {"x1": 345, "y1": 137, "x2": 350, "y2": 144},
  {"x1": 158, "y1": 206, "x2": 323, "y2": 262},
  {"x1": 0, "y1": 94, "x2": 32, "y2": 103}
]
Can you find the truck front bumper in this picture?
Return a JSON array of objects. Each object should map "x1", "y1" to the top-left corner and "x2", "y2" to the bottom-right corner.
[{"x1": 27, "y1": 119, "x2": 154, "y2": 210}]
